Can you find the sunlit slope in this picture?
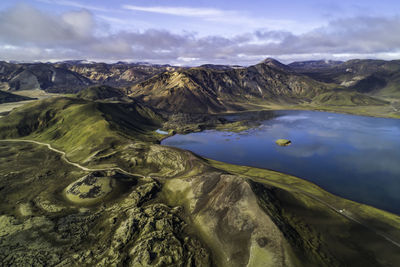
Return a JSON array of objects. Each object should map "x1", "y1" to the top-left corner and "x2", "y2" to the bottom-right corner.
[
  {"x1": 0, "y1": 96, "x2": 162, "y2": 160},
  {"x1": 130, "y1": 61, "x2": 336, "y2": 113},
  {"x1": 312, "y1": 90, "x2": 388, "y2": 106}
]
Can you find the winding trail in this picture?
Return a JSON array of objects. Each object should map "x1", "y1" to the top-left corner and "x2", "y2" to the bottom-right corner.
[
  {"x1": 1, "y1": 138, "x2": 399, "y2": 249},
  {"x1": 0, "y1": 139, "x2": 146, "y2": 178}
]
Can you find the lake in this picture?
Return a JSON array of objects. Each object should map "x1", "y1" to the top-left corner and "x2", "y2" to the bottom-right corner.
[{"x1": 162, "y1": 110, "x2": 400, "y2": 215}]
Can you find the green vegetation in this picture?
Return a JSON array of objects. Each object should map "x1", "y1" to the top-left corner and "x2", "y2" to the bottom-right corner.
[
  {"x1": 206, "y1": 159, "x2": 400, "y2": 267},
  {"x1": 0, "y1": 141, "x2": 209, "y2": 266},
  {"x1": 312, "y1": 90, "x2": 388, "y2": 106},
  {"x1": 76, "y1": 85, "x2": 127, "y2": 101},
  {"x1": 275, "y1": 139, "x2": 291, "y2": 146},
  {"x1": 64, "y1": 174, "x2": 115, "y2": 205},
  {"x1": 1, "y1": 58, "x2": 400, "y2": 266},
  {"x1": 0, "y1": 96, "x2": 162, "y2": 163}
]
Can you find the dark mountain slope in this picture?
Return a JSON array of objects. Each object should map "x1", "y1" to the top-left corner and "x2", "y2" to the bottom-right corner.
[
  {"x1": 130, "y1": 61, "x2": 335, "y2": 113},
  {"x1": 0, "y1": 61, "x2": 176, "y2": 94},
  {"x1": 292, "y1": 59, "x2": 400, "y2": 98},
  {"x1": 289, "y1": 60, "x2": 344, "y2": 70},
  {"x1": 0, "y1": 90, "x2": 35, "y2": 104},
  {"x1": 1, "y1": 63, "x2": 92, "y2": 93},
  {"x1": 76, "y1": 85, "x2": 127, "y2": 101},
  {"x1": 63, "y1": 62, "x2": 178, "y2": 87}
]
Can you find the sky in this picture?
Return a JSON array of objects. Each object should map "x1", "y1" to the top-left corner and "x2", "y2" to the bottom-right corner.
[{"x1": 1, "y1": 0, "x2": 400, "y2": 65}]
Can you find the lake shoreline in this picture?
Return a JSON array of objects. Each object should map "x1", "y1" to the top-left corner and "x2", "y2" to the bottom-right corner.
[{"x1": 162, "y1": 110, "x2": 400, "y2": 215}]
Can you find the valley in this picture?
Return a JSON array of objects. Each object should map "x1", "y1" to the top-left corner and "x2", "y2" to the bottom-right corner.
[{"x1": 1, "y1": 59, "x2": 400, "y2": 266}]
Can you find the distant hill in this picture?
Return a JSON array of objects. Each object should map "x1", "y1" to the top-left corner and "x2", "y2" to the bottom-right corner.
[
  {"x1": 0, "y1": 61, "x2": 178, "y2": 94},
  {"x1": 0, "y1": 62, "x2": 92, "y2": 93},
  {"x1": 198, "y1": 64, "x2": 237, "y2": 70},
  {"x1": 312, "y1": 90, "x2": 388, "y2": 106},
  {"x1": 2, "y1": 59, "x2": 399, "y2": 114},
  {"x1": 62, "y1": 61, "x2": 178, "y2": 87},
  {"x1": 261, "y1": 58, "x2": 292, "y2": 71},
  {"x1": 292, "y1": 59, "x2": 400, "y2": 98},
  {"x1": 130, "y1": 59, "x2": 334, "y2": 113},
  {"x1": 0, "y1": 90, "x2": 35, "y2": 104},
  {"x1": 289, "y1": 60, "x2": 343, "y2": 70},
  {"x1": 76, "y1": 85, "x2": 127, "y2": 101}
]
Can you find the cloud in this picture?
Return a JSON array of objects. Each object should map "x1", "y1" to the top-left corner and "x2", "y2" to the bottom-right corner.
[
  {"x1": 1, "y1": 4, "x2": 400, "y2": 64},
  {"x1": 122, "y1": 4, "x2": 308, "y2": 33},
  {"x1": 122, "y1": 5, "x2": 224, "y2": 18},
  {"x1": 0, "y1": 3, "x2": 94, "y2": 45},
  {"x1": 36, "y1": 0, "x2": 111, "y2": 12},
  {"x1": 62, "y1": 10, "x2": 94, "y2": 37}
]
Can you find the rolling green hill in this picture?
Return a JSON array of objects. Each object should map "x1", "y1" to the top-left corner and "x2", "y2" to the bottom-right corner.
[
  {"x1": 0, "y1": 96, "x2": 162, "y2": 161},
  {"x1": 0, "y1": 95, "x2": 399, "y2": 266},
  {"x1": 1, "y1": 59, "x2": 400, "y2": 266},
  {"x1": 76, "y1": 85, "x2": 128, "y2": 101},
  {"x1": 312, "y1": 90, "x2": 388, "y2": 106}
]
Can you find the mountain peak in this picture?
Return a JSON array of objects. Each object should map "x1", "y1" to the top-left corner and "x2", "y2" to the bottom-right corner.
[{"x1": 259, "y1": 58, "x2": 289, "y2": 70}]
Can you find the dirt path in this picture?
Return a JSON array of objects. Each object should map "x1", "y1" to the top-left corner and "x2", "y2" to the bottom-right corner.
[
  {"x1": 2, "y1": 138, "x2": 399, "y2": 249},
  {"x1": 0, "y1": 139, "x2": 146, "y2": 178}
]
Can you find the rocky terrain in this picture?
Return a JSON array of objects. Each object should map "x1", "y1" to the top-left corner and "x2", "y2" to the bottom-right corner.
[
  {"x1": 129, "y1": 59, "x2": 334, "y2": 113},
  {"x1": 0, "y1": 61, "x2": 178, "y2": 94},
  {"x1": 128, "y1": 58, "x2": 400, "y2": 115},
  {"x1": 0, "y1": 90, "x2": 399, "y2": 266},
  {"x1": 0, "y1": 142, "x2": 209, "y2": 266},
  {"x1": 1, "y1": 59, "x2": 399, "y2": 118},
  {"x1": 290, "y1": 59, "x2": 400, "y2": 99},
  {"x1": 288, "y1": 60, "x2": 344, "y2": 70},
  {"x1": 0, "y1": 59, "x2": 400, "y2": 266},
  {"x1": 0, "y1": 62, "x2": 92, "y2": 93},
  {"x1": 62, "y1": 61, "x2": 178, "y2": 87}
]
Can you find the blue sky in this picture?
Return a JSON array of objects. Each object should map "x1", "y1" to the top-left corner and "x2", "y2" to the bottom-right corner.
[{"x1": 1, "y1": 0, "x2": 400, "y2": 65}]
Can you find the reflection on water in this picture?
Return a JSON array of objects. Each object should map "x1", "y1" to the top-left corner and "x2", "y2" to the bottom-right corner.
[{"x1": 162, "y1": 110, "x2": 400, "y2": 215}]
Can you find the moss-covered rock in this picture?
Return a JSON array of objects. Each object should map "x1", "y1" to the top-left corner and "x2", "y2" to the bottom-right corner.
[
  {"x1": 275, "y1": 139, "x2": 291, "y2": 146},
  {"x1": 65, "y1": 172, "x2": 115, "y2": 204}
]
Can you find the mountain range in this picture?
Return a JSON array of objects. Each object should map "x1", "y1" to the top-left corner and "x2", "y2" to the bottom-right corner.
[
  {"x1": 2, "y1": 58, "x2": 399, "y2": 117},
  {"x1": 1, "y1": 58, "x2": 400, "y2": 266}
]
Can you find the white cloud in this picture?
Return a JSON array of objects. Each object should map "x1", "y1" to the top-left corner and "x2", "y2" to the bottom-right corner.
[
  {"x1": 0, "y1": 3, "x2": 94, "y2": 44},
  {"x1": 36, "y1": 0, "x2": 111, "y2": 12},
  {"x1": 122, "y1": 5, "x2": 224, "y2": 18},
  {"x1": 2, "y1": 4, "x2": 400, "y2": 65},
  {"x1": 121, "y1": 4, "x2": 314, "y2": 34},
  {"x1": 62, "y1": 10, "x2": 94, "y2": 37}
]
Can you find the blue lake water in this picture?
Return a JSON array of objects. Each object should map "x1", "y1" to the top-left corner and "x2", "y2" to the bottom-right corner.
[{"x1": 162, "y1": 110, "x2": 400, "y2": 215}]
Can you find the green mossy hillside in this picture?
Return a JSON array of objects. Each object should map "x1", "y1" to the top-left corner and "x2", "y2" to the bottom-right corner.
[
  {"x1": 312, "y1": 90, "x2": 388, "y2": 106},
  {"x1": 206, "y1": 159, "x2": 400, "y2": 267},
  {"x1": 76, "y1": 85, "x2": 127, "y2": 101},
  {"x1": 0, "y1": 96, "x2": 163, "y2": 161}
]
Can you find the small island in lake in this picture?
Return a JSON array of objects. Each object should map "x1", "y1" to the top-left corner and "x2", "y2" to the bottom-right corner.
[{"x1": 276, "y1": 139, "x2": 292, "y2": 146}]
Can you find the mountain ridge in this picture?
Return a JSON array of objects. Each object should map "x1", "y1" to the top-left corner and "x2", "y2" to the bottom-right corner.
[{"x1": 129, "y1": 60, "x2": 336, "y2": 113}]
